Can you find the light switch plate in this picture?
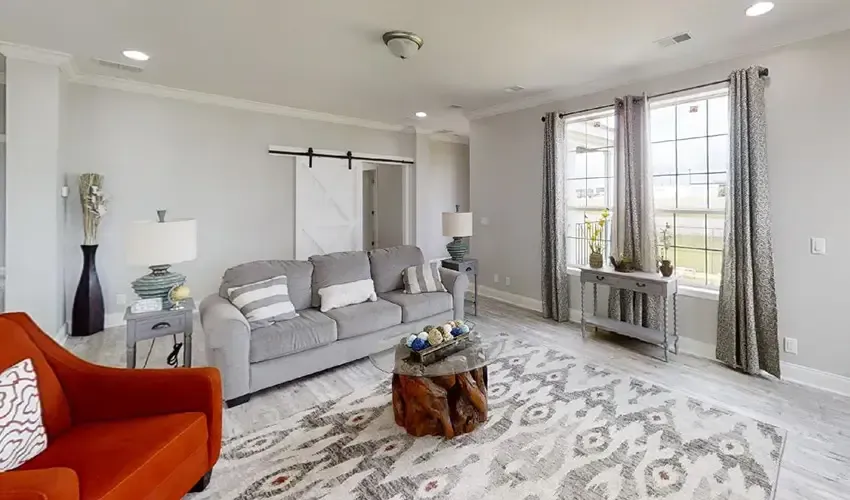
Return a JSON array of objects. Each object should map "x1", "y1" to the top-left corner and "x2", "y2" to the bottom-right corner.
[
  {"x1": 783, "y1": 337, "x2": 798, "y2": 355},
  {"x1": 811, "y1": 237, "x2": 827, "y2": 255}
]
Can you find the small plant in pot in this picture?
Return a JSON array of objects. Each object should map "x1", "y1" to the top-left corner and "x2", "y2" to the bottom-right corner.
[
  {"x1": 584, "y1": 208, "x2": 610, "y2": 269},
  {"x1": 658, "y1": 222, "x2": 674, "y2": 277}
]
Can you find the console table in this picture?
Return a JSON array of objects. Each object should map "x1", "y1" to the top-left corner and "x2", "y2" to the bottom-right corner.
[{"x1": 579, "y1": 267, "x2": 679, "y2": 361}]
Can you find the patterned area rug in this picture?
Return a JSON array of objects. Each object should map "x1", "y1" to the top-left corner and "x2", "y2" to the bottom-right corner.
[{"x1": 193, "y1": 339, "x2": 786, "y2": 499}]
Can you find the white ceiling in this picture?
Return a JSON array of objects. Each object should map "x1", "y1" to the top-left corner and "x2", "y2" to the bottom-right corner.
[{"x1": 1, "y1": 0, "x2": 850, "y2": 135}]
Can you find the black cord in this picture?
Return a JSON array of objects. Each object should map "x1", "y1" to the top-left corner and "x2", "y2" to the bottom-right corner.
[
  {"x1": 167, "y1": 333, "x2": 183, "y2": 367},
  {"x1": 142, "y1": 339, "x2": 155, "y2": 368}
]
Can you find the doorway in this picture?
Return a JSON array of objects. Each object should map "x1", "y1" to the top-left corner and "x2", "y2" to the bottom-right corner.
[
  {"x1": 362, "y1": 169, "x2": 377, "y2": 250},
  {"x1": 373, "y1": 163, "x2": 405, "y2": 249}
]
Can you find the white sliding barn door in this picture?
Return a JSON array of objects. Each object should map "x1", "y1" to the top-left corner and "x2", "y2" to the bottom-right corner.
[{"x1": 295, "y1": 156, "x2": 363, "y2": 259}]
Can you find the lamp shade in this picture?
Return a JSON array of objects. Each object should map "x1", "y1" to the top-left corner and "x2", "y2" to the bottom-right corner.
[
  {"x1": 126, "y1": 218, "x2": 197, "y2": 267},
  {"x1": 442, "y1": 212, "x2": 473, "y2": 237}
]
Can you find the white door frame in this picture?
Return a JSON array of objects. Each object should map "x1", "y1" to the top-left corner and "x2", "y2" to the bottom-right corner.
[{"x1": 270, "y1": 145, "x2": 415, "y2": 252}]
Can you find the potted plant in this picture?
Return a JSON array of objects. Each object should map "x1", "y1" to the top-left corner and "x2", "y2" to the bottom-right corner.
[
  {"x1": 584, "y1": 208, "x2": 610, "y2": 269},
  {"x1": 658, "y1": 222, "x2": 674, "y2": 277}
]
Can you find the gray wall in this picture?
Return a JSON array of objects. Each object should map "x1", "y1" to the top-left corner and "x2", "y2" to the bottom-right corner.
[
  {"x1": 375, "y1": 164, "x2": 404, "y2": 248},
  {"x1": 64, "y1": 84, "x2": 418, "y2": 320},
  {"x1": 470, "y1": 29, "x2": 850, "y2": 378},
  {"x1": 419, "y1": 140, "x2": 470, "y2": 260}
]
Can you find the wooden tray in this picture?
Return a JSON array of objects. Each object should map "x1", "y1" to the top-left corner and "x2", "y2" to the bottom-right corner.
[{"x1": 404, "y1": 332, "x2": 471, "y2": 365}]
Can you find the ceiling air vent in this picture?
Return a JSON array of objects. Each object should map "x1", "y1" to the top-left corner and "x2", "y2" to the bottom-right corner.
[
  {"x1": 654, "y1": 32, "x2": 692, "y2": 48},
  {"x1": 93, "y1": 58, "x2": 144, "y2": 73}
]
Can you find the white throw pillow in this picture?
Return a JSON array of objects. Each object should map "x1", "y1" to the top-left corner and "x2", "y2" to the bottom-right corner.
[
  {"x1": 0, "y1": 359, "x2": 48, "y2": 471},
  {"x1": 318, "y1": 279, "x2": 377, "y2": 312}
]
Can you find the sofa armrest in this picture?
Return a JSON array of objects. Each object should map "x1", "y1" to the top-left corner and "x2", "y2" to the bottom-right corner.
[
  {"x1": 200, "y1": 294, "x2": 251, "y2": 403},
  {"x1": 439, "y1": 268, "x2": 469, "y2": 321},
  {"x1": 0, "y1": 468, "x2": 79, "y2": 500}
]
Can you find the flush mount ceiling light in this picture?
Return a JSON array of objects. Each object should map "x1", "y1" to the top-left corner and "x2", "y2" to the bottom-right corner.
[
  {"x1": 382, "y1": 31, "x2": 423, "y2": 59},
  {"x1": 122, "y1": 50, "x2": 150, "y2": 61},
  {"x1": 504, "y1": 85, "x2": 526, "y2": 93},
  {"x1": 415, "y1": 111, "x2": 427, "y2": 118},
  {"x1": 746, "y1": 2, "x2": 775, "y2": 16}
]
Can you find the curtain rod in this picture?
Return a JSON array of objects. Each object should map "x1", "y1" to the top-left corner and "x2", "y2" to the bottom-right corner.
[
  {"x1": 268, "y1": 147, "x2": 415, "y2": 168},
  {"x1": 541, "y1": 67, "x2": 769, "y2": 122}
]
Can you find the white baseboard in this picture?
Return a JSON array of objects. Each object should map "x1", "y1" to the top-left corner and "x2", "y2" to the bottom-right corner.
[
  {"x1": 476, "y1": 286, "x2": 850, "y2": 398},
  {"x1": 476, "y1": 285, "x2": 543, "y2": 313}
]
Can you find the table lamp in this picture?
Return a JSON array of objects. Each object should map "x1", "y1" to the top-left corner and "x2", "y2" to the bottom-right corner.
[
  {"x1": 126, "y1": 210, "x2": 197, "y2": 303},
  {"x1": 442, "y1": 205, "x2": 473, "y2": 261}
]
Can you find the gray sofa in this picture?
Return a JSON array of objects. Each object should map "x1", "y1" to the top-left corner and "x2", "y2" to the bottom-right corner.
[{"x1": 199, "y1": 245, "x2": 468, "y2": 406}]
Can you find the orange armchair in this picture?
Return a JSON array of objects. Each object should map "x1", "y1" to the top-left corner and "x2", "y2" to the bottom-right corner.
[{"x1": 0, "y1": 313, "x2": 222, "y2": 500}]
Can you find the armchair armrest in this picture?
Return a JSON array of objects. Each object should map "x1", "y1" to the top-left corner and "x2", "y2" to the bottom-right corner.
[
  {"x1": 439, "y1": 268, "x2": 469, "y2": 321},
  {"x1": 199, "y1": 294, "x2": 251, "y2": 403},
  {"x1": 0, "y1": 468, "x2": 79, "y2": 500},
  {"x1": 3, "y1": 313, "x2": 222, "y2": 469}
]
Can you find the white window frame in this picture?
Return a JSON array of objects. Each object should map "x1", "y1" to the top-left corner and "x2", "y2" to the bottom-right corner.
[{"x1": 649, "y1": 86, "x2": 729, "y2": 292}]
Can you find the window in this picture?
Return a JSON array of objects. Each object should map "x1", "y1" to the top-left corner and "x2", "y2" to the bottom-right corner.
[
  {"x1": 564, "y1": 109, "x2": 616, "y2": 266},
  {"x1": 650, "y1": 88, "x2": 729, "y2": 288}
]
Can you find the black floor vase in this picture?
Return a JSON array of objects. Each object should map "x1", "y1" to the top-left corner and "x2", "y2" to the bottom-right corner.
[{"x1": 72, "y1": 244, "x2": 105, "y2": 337}]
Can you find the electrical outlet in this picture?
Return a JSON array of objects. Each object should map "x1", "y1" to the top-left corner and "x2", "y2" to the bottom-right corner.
[
  {"x1": 505, "y1": 276, "x2": 511, "y2": 286},
  {"x1": 811, "y1": 237, "x2": 827, "y2": 255},
  {"x1": 116, "y1": 294, "x2": 127, "y2": 306},
  {"x1": 493, "y1": 274, "x2": 500, "y2": 283},
  {"x1": 783, "y1": 337, "x2": 798, "y2": 355}
]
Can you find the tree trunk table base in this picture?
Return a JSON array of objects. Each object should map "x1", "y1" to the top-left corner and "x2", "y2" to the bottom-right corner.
[{"x1": 391, "y1": 366, "x2": 488, "y2": 438}]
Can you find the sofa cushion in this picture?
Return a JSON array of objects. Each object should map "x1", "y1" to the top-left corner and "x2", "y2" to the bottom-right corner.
[
  {"x1": 309, "y1": 251, "x2": 371, "y2": 307},
  {"x1": 379, "y1": 291, "x2": 453, "y2": 323},
  {"x1": 368, "y1": 245, "x2": 425, "y2": 293},
  {"x1": 19, "y1": 412, "x2": 208, "y2": 500},
  {"x1": 0, "y1": 318, "x2": 71, "y2": 441},
  {"x1": 219, "y1": 260, "x2": 313, "y2": 311},
  {"x1": 322, "y1": 299, "x2": 402, "y2": 340},
  {"x1": 249, "y1": 309, "x2": 337, "y2": 363}
]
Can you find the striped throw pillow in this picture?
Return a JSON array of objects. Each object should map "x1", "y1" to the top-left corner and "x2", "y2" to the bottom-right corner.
[
  {"x1": 402, "y1": 263, "x2": 447, "y2": 294},
  {"x1": 227, "y1": 275, "x2": 299, "y2": 328}
]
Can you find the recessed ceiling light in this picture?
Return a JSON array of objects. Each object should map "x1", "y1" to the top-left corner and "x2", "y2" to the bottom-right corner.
[
  {"x1": 504, "y1": 85, "x2": 526, "y2": 93},
  {"x1": 122, "y1": 50, "x2": 150, "y2": 62},
  {"x1": 746, "y1": 2, "x2": 774, "y2": 17},
  {"x1": 415, "y1": 111, "x2": 427, "y2": 118}
]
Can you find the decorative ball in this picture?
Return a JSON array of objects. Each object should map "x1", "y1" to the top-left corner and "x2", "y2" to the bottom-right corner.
[
  {"x1": 417, "y1": 332, "x2": 429, "y2": 341},
  {"x1": 423, "y1": 325, "x2": 435, "y2": 332},
  {"x1": 460, "y1": 324, "x2": 470, "y2": 334},
  {"x1": 442, "y1": 330, "x2": 453, "y2": 342},
  {"x1": 451, "y1": 327, "x2": 462, "y2": 337},
  {"x1": 441, "y1": 324, "x2": 453, "y2": 335},
  {"x1": 411, "y1": 338, "x2": 427, "y2": 351},
  {"x1": 428, "y1": 328, "x2": 442, "y2": 338},
  {"x1": 169, "y1": 285, "x2": 191, "y2": 303},
  {"x1": 449, "y1": 321, "x2": 457, "y2": 327},
  {"x1": 406, "y1": 334, "x2": 417, "y2": 347},
  {"x1": 427, "y1": 329, "x2": 444, "y2": 346},
  {"x1": 456, "y1": 320, "x2": 465, "y2": 327}
]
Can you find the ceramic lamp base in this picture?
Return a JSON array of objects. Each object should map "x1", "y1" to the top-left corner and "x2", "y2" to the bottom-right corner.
[
  {"x1": 446, "y1": 237, "x2": 468, "y2": 261},
  {"x1": 131, "y1": 265, "x2": 185, "y2": 302}
]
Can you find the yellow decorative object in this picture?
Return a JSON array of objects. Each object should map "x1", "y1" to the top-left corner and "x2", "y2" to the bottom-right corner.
[
  {"x1": 169, "y1": 285, "x2": 191, "y2": 304},
  {"x1": 427, "y1": 329, "x2": 444, "y2": 346}
]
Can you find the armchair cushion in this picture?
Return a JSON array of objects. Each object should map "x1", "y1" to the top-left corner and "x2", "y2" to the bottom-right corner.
[
  {"x1": 18, "y1": 412, "x2": 208, "y2": 500},
  {"x1": 0, "y1": 318, "x2": 71, "y2": 440},
  {"x1": 0, "y1": 467, "x2": 79, "y2": 500}
]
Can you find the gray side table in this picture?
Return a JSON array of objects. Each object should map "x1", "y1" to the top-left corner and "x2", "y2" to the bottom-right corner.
[
  {"x1": 441, "y1": 258, "x2": 477, "y2": 316},
  {"x1": 124, "y1": 298, "x2": 195, "y2": 368}
]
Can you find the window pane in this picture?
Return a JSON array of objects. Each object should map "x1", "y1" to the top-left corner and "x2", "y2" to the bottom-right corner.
[
  {"x1": 677, "y1": 100, "x2": 707, "y2": 139},
  {"x1": 605, "y1": 115, "x2": 617, "y2": 147},
  {"x1": 675, "y1": 247, "x2": 708, "y2": 287},
  {"x1": 566, "y1": 209, "x2": 587, "y2": 265},
  {"x1": 586, "y1": 151, "x2": 607, "y2": 178},
  {"x1": 586, "y1": 119, "x2": 609, "y2": 150},
  {"x1": 567, "y1": 151, "x2": 587, "y2": 178},
  {"x1": 651, "y1": 106, "x2": 675, "y2": 142},
  {"x1": 566, "y1": 179, "x2": 587, "y2": 207},
  {"x1": 653, "y1": 175, "x2": 676, "y2": 210},
  {"x1": 677, "y1": 174, "x2": 709, "y2": 210},
  {"x1": 586, "y1": 178, "x2": 609, "y2": 208},
  {"x1": 708, "y1": 173, "x2": 727, "y2": 211},
  {"x1": 707, "y1": 213, "x2": 725, "y2": 250},
  {"x1": 708, "y1": 96, "x2": 729, "y2": 135},
  {"x1": 674, "y1": 213, "x2": 706, "y2": 249},
  {"x1": 708, "y1": 135, "x2": 729, "y2": 173},
  {"x1": 655, "y1": 214, "x2": 674, "y2": 262},
  {"x1": 567, "y1": 121, "x2": 586, "y2": 151},
  {"x1": 707, "y1": 250, "x2": 723, "y2": 288},
  {"x1": 652, "y1": 142, "x2": 676, "y2": 175},
  {"x1": 677, "y1": 138, "x2": 708, "y2": 174}
]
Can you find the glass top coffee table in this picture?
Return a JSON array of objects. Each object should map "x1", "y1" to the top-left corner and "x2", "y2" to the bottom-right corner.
[{"x1": 369, "y1": 330, "x2": 505, "y2": 439}]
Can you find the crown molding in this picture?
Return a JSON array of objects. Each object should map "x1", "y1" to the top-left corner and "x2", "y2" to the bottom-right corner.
[
  {"x1": 0, "y1": 41, "x2": 77, "y2": 77},
  {"x1": 430, "y1": 132, "x2": 469, "y2": 145}
]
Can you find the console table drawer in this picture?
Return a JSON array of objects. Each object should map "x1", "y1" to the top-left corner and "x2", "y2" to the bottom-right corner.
[
  {"x1": 132, "y1": 315, "x2": 186, "y2": 342},
  {"x1": 583, "y1": 272, "x2": 666, "y2": 296}
]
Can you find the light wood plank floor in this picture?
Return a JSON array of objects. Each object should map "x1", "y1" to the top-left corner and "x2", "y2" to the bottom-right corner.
[{"x1": 66, "y1": 297, "x2": 850, "y2": 500}]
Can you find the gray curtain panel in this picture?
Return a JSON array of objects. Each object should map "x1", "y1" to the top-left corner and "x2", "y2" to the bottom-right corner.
[
  {"x1": 716, "y1": 66, "x2": 780, "y2": 378},
  {"x1": 608, "y1": 96, "x2": 663, "y2": 329},
  {"x1": 541, "y1": 112, "x2": 570, "y2": 322}
]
